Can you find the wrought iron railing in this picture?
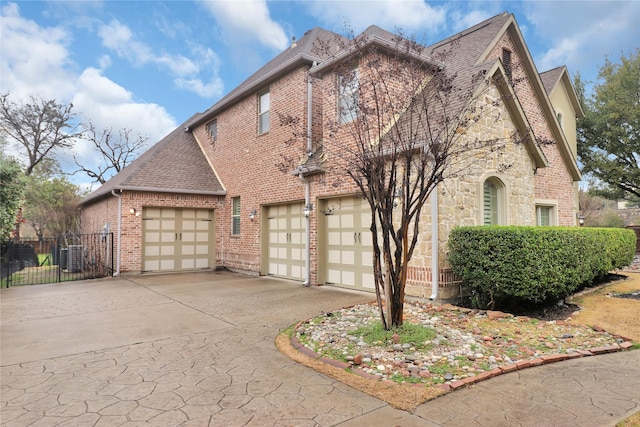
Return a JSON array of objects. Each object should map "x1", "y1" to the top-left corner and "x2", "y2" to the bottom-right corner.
[{"x1": 1, "y1": 233, "x2": 114, "y2": 288}]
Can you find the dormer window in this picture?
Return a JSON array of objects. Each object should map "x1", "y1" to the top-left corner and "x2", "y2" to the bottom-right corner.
[
  {"x1": 208, "y1": 119, "x2": 218, "y2": 143},
  {"x1": 502, "y1": 48, "x2": 512, "y2": 82}
]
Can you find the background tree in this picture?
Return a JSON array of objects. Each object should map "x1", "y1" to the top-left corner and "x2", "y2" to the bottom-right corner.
[
  {"x1": 0, "y1": 93, "x2": 82, "y2": 176},
  {"x1": 74, "y1": 121, "x2": 149, "y2": 184},
  {"x1": 0, "y1": 149, "x2": 26, "y2": 242},
  {"x1": 283, "y1": 32, "x2": 523, "y2": 329},
  {"x1": 22, "y1": 165, "x2": 85, "y2": 240},
  {"x1": 578, "y1": 189, "x2": 624, "y2": 227},
  {"x1": 576, "y1": 49, "x2": 640, "y2": 201}
]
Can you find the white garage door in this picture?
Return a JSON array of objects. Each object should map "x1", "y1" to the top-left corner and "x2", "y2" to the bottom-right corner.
[
  {"x1": 267, "y1": 203, "x2": 305, "y2": 281},
  {"x1": 323, "y1": 197, "x2": 375, "y2": 291},
  {"x1": 142, "y1": 208, "x2": 214, "y2": 272}
]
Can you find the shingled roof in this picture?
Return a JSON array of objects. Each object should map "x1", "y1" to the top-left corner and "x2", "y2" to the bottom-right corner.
[
  {"x1": 187, "y1": 27, "x2": 343, "y2": 130},
  {"x1": 540, "y1": 65, "x2": 566, "y2": 95},
  {"x1": 82, "y1": 116, "x2": 225, "y2": 205}
]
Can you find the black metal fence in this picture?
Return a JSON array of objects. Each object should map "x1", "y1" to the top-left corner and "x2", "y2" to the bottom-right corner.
[{"x1": 1, "y1": 233, "x2": 114, "y2": 288}]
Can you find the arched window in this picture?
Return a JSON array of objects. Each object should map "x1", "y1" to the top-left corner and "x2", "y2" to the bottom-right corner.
[{"x1": 483, "y1": 178, "x2": 504, "y2": 225}]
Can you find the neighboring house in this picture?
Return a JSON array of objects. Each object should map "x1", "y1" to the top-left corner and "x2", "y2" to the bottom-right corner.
[{"x1": 80, "y1": 12, "x2": 582, "y2": 301}]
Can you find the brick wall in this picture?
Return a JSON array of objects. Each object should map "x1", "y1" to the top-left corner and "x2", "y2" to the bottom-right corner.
[{"x1": 81, "y1": 191, "x2": 221, "y2": 273}]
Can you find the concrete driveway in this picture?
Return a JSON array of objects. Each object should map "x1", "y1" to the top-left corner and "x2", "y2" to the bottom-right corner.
[{"x1": 2, "y1": 271, "x2": 639, "y2": 426}]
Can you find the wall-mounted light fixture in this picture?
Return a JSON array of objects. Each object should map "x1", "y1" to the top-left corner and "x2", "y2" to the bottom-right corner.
[
  {"x1": 129, "y1": 208, "x2": 140, "y2": 217},
  {"x1": 393, "y1": 186, "x2": 403, "y2": 208},
  {"x1": 577, "y1": 212, "x2": 585, "y2": 226},
  {"x1": 303, "y1": 203, "x2": 313, "y2": 218},
  {"x1": 249, "y1": 209, "x2": 257, "y2": 221}
]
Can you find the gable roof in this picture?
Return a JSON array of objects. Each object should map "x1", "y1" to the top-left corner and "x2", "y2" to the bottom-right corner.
[
  {"x1": 540, "y1": 65, "x2": 584, "y2": 118},
  {"x1": 187, "y1": 27, "x2": 343, "y2": 130},
  {"x1": 540, "y1": 66, "x2": 565, "y2": 94},
  {"x1": 477, "y1": 14, "x2": 581, "y2": 180},
  {"x1": 81, "y1": 117, "x2": 225, "y2": 205}
]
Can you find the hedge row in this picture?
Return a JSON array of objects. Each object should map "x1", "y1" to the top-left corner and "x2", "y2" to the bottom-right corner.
[{"x1": 448, "y1": 226, "x2": 636, "y2": 309}]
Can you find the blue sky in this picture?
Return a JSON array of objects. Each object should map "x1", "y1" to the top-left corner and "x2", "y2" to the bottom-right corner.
[{"x1": 1, "y1": 1, "x2": 639, "y2": 188}]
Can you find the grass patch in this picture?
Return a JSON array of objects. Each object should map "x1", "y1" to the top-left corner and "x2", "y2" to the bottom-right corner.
[{"x1": 349, "y1": 321, "x2": 436, "y2": 350}]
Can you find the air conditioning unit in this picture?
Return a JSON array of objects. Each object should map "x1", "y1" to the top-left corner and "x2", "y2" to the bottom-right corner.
[{"x1": 67, "y1": 245, "x2": 85, "y2": 273}]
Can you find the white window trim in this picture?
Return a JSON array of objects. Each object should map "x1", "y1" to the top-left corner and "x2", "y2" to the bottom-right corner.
[
  {"x1": 258, "y1": 90, "x2": 270, "y2": 134},
  {"x1": 535, "y1": 200, "x2": 558, "y2": 226},
  {"x1": 338, "y1": 67, "x2": 359, "y2": 124},
  {"x1": 208, "y1": 119, "x2": 218, "y2": 143},
  {"x1": 232, "y1": 197, "x2": 241, "y2": 235},
  {"x1": 478, "y1": 173, "x2": 508, "y2": 226}
]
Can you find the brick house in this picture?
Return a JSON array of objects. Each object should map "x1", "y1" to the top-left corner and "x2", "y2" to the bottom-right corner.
[{"x1": 80, "y1": 12, "x2": 582, "y2": 301}]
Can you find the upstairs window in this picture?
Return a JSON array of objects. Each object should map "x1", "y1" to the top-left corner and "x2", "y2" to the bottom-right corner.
[
  {"x1": 208, "y1": 119, "x2": 218, "y2": 143},
  {"x1": 258, "y1": 91, "x2": 270, "y2": 134},
  {"x1": 502, "y1": 48, "x2": 512, "y2": 82},
  {"x1": 338, "y1": 67, "x2": 359, "y2": 123},
  {"x1": 232, "y1": 197, "x2": 241, "y2": 235}
]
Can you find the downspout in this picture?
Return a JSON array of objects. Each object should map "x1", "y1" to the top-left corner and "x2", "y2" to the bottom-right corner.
[
  {"x1": 430, "y1": 186, "x2": 438, "y2": 300},
  {"x1": 303, "y1": 62, "x2": 316, "y2": 286},
  {"x1": 111, "y1": 189, "x2": 122, "y2": 276}
]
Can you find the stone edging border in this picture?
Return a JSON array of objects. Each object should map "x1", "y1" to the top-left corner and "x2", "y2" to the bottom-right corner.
[{"x1": 288, "y1": 313, "x2": 635, "y2": 394}]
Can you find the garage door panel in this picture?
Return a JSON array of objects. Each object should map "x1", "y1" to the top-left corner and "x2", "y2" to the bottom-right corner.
[
  {"x1": 143, "y1": 208, "x2": 213, "y2": 273},
  {"x1": 341, "y1": 250, "x2": 355, "y2": 265},
  {"x1": 341, "y1": 232, "x2": 354, "y2": 245},
  {"x1": 266, "y1": 203, "x2": 305, "y2": 281},
  {"x1": 323, "y1": 197, "x2": 374, "y2": 291},
  {"x1": 328, "y1": 231, "x2": 341, "y2": 245}
]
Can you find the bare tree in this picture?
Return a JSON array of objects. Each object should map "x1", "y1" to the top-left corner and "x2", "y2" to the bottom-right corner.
[
  {"x1": 0, "y1": 93, "x2": 81, "y2": 176},
  {"x1": 74, "y1": 121, "x2": 149, "y2": 184},
  {"x1": 282, "y1": 31, "x2": 533, "y2": 329}
]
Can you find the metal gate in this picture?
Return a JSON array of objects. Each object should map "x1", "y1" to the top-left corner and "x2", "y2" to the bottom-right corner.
[{"x1": 0, "y1": 233, "x2": 114, "y2": 288}]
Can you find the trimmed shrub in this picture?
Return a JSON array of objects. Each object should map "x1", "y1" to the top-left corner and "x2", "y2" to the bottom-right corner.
[{"x1": 448, "y1": 226, "x2": 635, "y2": 309}]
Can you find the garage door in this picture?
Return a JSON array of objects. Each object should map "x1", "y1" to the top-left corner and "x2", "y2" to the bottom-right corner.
[
  {"x1": 267, "y1": 203, "x2": 305, "y2": 281},
  {"x1": 142, "y1": 208, "x2": 214, "y2": 272},
  {"x1": 323, "y1": 197, "x2": 375, "y2": 291}
]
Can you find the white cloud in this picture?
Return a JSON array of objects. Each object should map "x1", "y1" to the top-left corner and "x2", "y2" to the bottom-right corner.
[
  {"x1": 449, "y1": 9, "x2": 494, "y2": 32},
  {"x1": 69, "y1": 68, "x2": 176, "y2": 181},
  {"x1": 0, "y1": 2, "x2": 76, "y2": 100},
  {"x1": 97, "y1": 18, "x2": 223, "y2": 99},
  {"x1": 523, "y1": 2, "x2": 640, "y2": 77},
  {"x1": 305, "y1": 0, "x2": 447, "y2": 35},
  {"x1": 73, "y1": 68, "x2": 175, "y2": 142},
  {"x1": 200, "y1": 0, "x2": 289, "y2": 51},
  {"x1": 98, "y1": 19, "x2": 153, "y2": 67},
  {"x1": 0, "y1": 4, "x2": 179, "y2": 185}
]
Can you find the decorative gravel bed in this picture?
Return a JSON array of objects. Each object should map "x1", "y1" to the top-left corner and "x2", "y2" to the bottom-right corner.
[{"x1": 295, "y1": 301, "x2": 631, "y2": 387}]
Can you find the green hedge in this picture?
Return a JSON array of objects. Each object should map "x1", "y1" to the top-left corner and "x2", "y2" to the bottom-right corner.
[{"x1": 448, "y1": 226, "x2": 636, "y2": 309}]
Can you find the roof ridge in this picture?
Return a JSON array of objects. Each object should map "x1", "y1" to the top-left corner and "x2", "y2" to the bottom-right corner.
[{"x1": 427, "y1": 11, "x2": 509, "y2": 50}]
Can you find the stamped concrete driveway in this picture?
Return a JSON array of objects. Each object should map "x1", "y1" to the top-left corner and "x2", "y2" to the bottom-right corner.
[
  {"x1": 1, "y1": 271, "x2": 428, "y2": 426},
  {"x1": 2, "y1": 271, "x2": 639, "y2": 426}
]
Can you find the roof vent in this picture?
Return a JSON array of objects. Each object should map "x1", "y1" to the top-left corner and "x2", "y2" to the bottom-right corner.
[{"x1": 291, "y1": 36, "x2": 297, "y2": 49}]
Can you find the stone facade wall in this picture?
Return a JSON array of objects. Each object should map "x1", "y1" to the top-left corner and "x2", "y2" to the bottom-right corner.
[
  {"x1": 403, "y1": 85, "x2": 537, "y2": 298},
  {"x1": 488, "y1": 33, "x2": 577, "y2": 226}
]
